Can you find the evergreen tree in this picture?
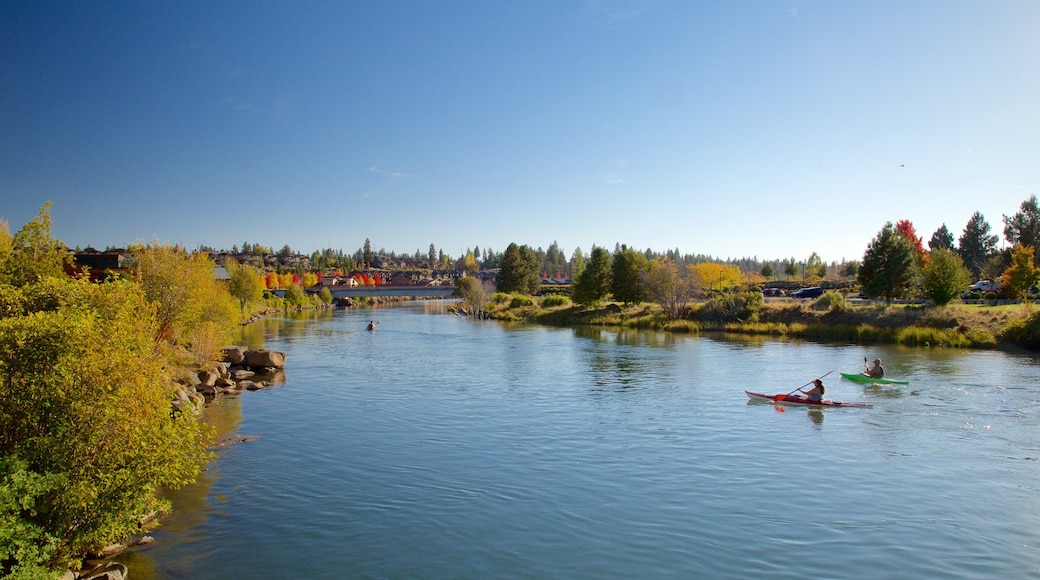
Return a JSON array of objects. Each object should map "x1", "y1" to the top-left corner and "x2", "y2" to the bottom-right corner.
[
  {"x1": 1003, "y1": 195, "x2": 1040, "y2": 265},
  {"x1": 570, "y1": 247, "x2": 585, "y2": 280},
  {"x1": 611, "y1": 246, "x2": 649, "y2": 305},
  {"x1": 958, "y1": 212, "x2": 999, "y2": 278},
  {"x1": 496, "y1": 243, "x2": 540, "y2": 294},
  {"x1": 928, "y1": 224, "x2": 955, "y2": 251},
  {"x1": 362, "y1": 238, "x2": 373, "y2": 267},
  {"x1": 859, "y1": 222, "x2": 917, "y2": 303},
  {"x1": 572, "y1": 247, "x2": 612, "y2": 305}
]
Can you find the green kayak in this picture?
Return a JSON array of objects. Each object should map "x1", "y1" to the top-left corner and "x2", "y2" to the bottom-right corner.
[{"x1": 840, "y1": 372, "x2": 909, "y2": 385}]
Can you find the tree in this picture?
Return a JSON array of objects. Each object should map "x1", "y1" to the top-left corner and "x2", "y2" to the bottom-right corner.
[
  {"x1": 572, "y1": 247, "x2": 612, "y2": 305},
  {"x1": 689, "y1": 262, "x2": 742, "y2": 293},
  {"x1": 1003, "y1": 195, "x2": 1040, "y2": 265},
  {"x1": 0, "y1": 202, "x2": 71, "y2": 287},
  {"x1": 0, "y1": 220, "x2": 11, "y2": 268},
  {"x1": 1000, "y1": 245, "x2": 1039, "y2": 300},
  {"x1": 928, "y1": 224, "x2": 955, "y2": 251},
  {"x1": 782, "y1": 257, "x2": 798, "y2": 280},
  {"x1": 611, "y1": 246, "x2": 649, "y2": 305},
  {"x1": 226, "y1": 260, "x2": 265, "y2": 314},
  {"x1": 895, "y1": 219, "x2": 925, "y2": 255},
  {"x1": 839, "y1": 260, "x2": 860, "y2": 278},
  {"x1": 859, "y1": 222, "x2": 917, "y2": 303},
  {"x1": 428, "y1": 243, "x2": 436, "y2": 270},
  {"x1": 133, "y1": 244, "x2": 239, "y2": 361},
  {"x1": 363, "y1": 238, "x2": 373, "y2": 268},
  {"x1": 454, "y1": 275, "x2": 492, "y2": 315},
  {"x1": 496, "y1": 243, "x2": 540, "y2": 294},
  {"x1": 0, "y1": 277, "x2": 212, "y2": 574},
  {"x1": 642, "y1": 257, "x2": 697, "y2": 319},
  {"x1": 958, "y1": 212, "x2": 998, "y2": 278},
  {"x1": 920, "y1": 248, "x2": 971, "y2": 306},
  {"x1": 805, "y1": 252, "x2": 826, "y2": 279},
  {"x1": 760, "y1": 263, "x2": 774, "y2": 279},
  {"x1": 569, "y1": 247, "x2": 585, "y2": 280}
]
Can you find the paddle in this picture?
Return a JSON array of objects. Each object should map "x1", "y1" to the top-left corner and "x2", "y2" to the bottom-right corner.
[{"x1": 774, "y1": 370, "x2": 835, "y2": 402}]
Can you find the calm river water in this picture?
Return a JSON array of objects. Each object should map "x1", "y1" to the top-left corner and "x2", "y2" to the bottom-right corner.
[{"x1": 119, "y1": 302, "x2": 1040, "y2": 579}]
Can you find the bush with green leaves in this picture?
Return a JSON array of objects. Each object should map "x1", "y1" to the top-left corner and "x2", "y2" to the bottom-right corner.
[
  {"x1": 541, "y1": 294, "x2": 571, "y2": 307},
  {"x1": 283, "y1": 283, "x2": 307, "y2": 307},
  {"x1": 0, "y1": 277, "x2": 212, "y2": 575},
  {"x1": 814, "y1": 290, "x2": 848, "y2": 312},
  {"x1": 510, "y1": 294, "x2": 535, "y2": 308}
]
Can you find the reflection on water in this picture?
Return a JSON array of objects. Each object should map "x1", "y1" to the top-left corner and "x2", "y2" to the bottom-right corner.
[
  {"x1": 116, "y1": 396, "x2": 245, "y2": 578},
  {"x1": 120, "y1": 304, "x2": 1040, "y2": 579}
]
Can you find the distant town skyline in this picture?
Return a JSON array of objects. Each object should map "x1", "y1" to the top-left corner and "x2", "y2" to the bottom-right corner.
[{"x1": 2, "y1": 1, "x2": 1038, "y2": 263}]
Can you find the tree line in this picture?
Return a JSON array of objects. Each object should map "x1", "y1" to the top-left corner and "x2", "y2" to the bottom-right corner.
[{"x1": 491, "y1": 195, "x2": 1040, "y2": 310}]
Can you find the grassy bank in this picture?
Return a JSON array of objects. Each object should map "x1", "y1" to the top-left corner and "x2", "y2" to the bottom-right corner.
[{"x1": 483, "y1": 293, "x2": 1040, "y2": 351}]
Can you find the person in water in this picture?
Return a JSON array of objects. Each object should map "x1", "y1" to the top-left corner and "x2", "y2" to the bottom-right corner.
[
  {"x1": 800, "y1": 378, "x2": 826, "y2": 402},
  {"x1": 367, "y1": 320, "x2": 379, "y2": 331},
  {"x1": 864, "y1": 358, "x2": 884, "y2": 378}
]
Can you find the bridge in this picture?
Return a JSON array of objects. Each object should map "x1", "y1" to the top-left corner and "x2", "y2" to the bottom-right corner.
[{"x1": 320, "y1": 285, "x2": 458, "y2": 299}]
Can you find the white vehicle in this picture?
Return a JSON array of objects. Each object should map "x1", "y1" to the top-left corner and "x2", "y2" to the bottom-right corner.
[{"x1": 970, "y1": 280, "x2": 1000, "y2": 292}]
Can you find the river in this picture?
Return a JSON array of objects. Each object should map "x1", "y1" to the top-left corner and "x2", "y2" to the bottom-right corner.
[{"x1": 118, "y1": 302, "x2": 1040, "y2": 578}]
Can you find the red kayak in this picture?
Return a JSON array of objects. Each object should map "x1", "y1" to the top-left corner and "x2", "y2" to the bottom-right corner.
[{"x1": 745, "y1": 390, "x2": 872, "y2": 408}]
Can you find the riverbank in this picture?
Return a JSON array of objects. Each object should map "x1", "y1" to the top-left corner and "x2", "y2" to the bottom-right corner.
[{"x1": 483, "y1": 294, "x2": 1040, "y2": 351}]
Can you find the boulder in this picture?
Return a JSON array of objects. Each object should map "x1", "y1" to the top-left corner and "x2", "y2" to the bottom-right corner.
[
  {"x1": 197, "y1": 370, "x2": 219, "y2": 387},
  {"x1": 231, "y1": 369, "x2": 255, "y2": 380},
  {"x1": 243, "y1": 349, "x2": 286, "y2": 369},
  {"x1": 222, "y1": 346, "x2": 247, "y2": 365}
]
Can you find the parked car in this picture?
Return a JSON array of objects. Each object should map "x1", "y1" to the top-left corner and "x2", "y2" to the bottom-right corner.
[
  {"x1": 970, "y1": 279, "x2": 1000, "y2": 292},
  {"x1": 791, "y1": 286, "x2": 824, "y2": 299}
]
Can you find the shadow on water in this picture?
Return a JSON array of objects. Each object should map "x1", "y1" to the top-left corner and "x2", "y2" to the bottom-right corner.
[{"x1": 113, "y1": 395, "x2": 247, "y2": 579}]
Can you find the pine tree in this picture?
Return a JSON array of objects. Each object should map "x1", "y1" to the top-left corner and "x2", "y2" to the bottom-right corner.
[
  {"x1": 958, "y1": 212, "x2": 999, "y2": 278},
  {"x1": 859, "y1": 222, "x2": 917, "y2": 303}
]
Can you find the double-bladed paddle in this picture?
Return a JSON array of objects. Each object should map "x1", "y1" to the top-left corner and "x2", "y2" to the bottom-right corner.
[{"x1": 774, "y1": 370, "x2": 835, "y2": 402}]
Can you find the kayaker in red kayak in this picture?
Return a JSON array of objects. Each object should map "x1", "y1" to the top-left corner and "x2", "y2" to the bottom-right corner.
[
  {"x1": 800, "y1": 378, "x2": 826, "y2": 403},
  {"x1": 864, "y1": 358, "x2": 884, "y2": 378}
]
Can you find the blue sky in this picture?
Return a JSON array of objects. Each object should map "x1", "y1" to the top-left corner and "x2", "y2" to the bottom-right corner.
[{"x1": 2, "y1": 1, "x2": 1038, "y2": 264}]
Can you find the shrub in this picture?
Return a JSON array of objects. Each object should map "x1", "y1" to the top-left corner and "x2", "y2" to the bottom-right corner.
[
  {"x1": 541, "y1": 294, "x2": 571, "y2": 307},
  {"x1": 283, "y1": 283, "x2": 306, "y2": 307},
  {"x1": 510, "y1": 294, "x2": 535, "y2": 308},
  {"x1": 814, "y1": 290, "x2": 848, "y2": 313},
  {"x1": 492, "y1": 292, "x2": 512, "y2": 304},
  {"x1": 1001, "y1": 311, "x2": 1040, "y2": 349},
  {"x1": 696, "y1": 291, "x2": 762, "y2": 323}
]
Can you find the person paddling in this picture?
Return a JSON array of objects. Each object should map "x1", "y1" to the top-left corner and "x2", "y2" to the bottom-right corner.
[
  {"x1": 799, "y1": 378, "x2": 826, "y2": 403},
  {"x1": 864, "y1": 357, "x2": 884, "y2": 378},
  {"x1": 367, "y1": 320, "x2": 379, "y2": 331}
]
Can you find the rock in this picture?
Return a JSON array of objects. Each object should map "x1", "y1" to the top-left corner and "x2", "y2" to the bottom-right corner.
[
  {"x1": 231, "y1": 369, "x2": 255, "y2": 380},
  {"x1": 222, "y1": 346, "x2": 247, "y2": 364},
  {"x1": 243, "y1": 349, "x2": 286, "y2": 369},
  {"x1": 197, "y1": 370, "x2": 219, "y2": 386},
  {"x1": 80, "y1": 562, "x2": 128, "y2": 580}
]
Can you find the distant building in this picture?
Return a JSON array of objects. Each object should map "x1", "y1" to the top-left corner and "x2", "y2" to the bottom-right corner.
[{"x1": 68, "y1": 248, "x2": 132, "y2": 281}]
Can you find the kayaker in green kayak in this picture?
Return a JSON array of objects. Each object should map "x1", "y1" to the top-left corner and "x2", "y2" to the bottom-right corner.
[{"x1": 864, "y1": 357, "x2": 884, "y2": 378}]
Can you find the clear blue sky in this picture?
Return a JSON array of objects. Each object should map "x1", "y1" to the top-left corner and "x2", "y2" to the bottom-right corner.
[{"x1": 2, "y1": 1, "x2": 1038, "y2": 264}]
